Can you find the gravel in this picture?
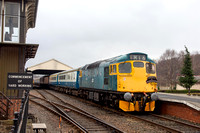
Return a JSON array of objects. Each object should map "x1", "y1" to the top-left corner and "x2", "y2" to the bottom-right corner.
[{"x1": 44, "y1": 90, "x2": 166, "y2": 133}]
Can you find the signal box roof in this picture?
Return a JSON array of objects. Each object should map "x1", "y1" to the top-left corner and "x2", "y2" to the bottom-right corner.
[{"x1": 0, "y1": 42, "x2": 38, "y2": 59}]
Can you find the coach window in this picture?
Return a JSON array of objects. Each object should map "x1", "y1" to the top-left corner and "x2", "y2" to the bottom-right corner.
[
  {"x1": 119, "y1": 63, "x2": 132, "y2": 73},
  {"x1": 72, "y1": 73, "x2": 75, "y2": 80},
  {"x1": 79, "y1": 70, "x2": 82, "y2": 77}
]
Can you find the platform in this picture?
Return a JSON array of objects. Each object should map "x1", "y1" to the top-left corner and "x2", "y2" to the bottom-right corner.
[{"x1": 157, "y1": 92, "x2": 200, "y2": 111}]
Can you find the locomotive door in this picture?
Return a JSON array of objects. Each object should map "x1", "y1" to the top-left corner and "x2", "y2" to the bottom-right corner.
[
  {"x1": 131, "y1": 61, "x2": 147, "y2": 92},
  {"x1": 103, "y1": 67, "x2": 109, "y2": 89},
  {"x1": 109, "y1": 65, "x2": 117, "y2": 91}
]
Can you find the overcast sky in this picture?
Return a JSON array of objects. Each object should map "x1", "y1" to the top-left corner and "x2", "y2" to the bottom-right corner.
[{"x1": 26, "y1": 0, "x2": 200, "y2": 68}]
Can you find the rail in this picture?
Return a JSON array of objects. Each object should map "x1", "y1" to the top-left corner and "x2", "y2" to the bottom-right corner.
[
  {"x1": 10, "y1": 90, "x2": 29, "y2": 133},
  {"x1": 32, "y1": 90, "x2": 124, "y2": 133}
]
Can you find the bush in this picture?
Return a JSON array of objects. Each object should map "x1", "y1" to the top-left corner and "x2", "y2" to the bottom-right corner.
[{"x1": 158, "y1": 89, "x2": 200, "y2": 93}]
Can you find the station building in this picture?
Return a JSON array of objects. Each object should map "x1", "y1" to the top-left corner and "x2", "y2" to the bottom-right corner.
[
  {"x1": 27, "y1": 59, "x2": 73, "y2": 72},
  {"x1": 0, "y1": 0, "x2": 39, "y2": 122},
  {"x1": 27, "y1": 59, "x2": 73, "y2": 81}
]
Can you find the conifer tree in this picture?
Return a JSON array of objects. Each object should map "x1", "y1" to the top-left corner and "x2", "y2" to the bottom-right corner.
[{"x1": 179, "y1": 46, "x2": 197, "y2": 95}]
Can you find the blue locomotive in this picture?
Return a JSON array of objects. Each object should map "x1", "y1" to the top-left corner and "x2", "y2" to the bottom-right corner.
[{"x1": 49, "y1": 52, "x2": 158, "y2": 111}]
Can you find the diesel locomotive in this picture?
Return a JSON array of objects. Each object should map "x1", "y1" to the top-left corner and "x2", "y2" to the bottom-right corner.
[{"x1": 49, "y1": 52, "x2": 158, "y2": 112}]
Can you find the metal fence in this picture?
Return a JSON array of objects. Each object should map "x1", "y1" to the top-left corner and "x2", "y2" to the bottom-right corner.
[{"x1": 10, "y1": 90, "x2": 29, "y2": 133}]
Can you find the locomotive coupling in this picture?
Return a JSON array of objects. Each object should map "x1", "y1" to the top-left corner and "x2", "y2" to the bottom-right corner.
[{"x1": 151, "y1": 93, "x2": 158, "y2": 101}]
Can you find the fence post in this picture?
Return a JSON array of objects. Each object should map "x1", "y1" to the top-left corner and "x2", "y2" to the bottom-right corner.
[
  {"x1": 10, "y1": 90, "x2": 30, "y2": 133},
  {"x1": 13, "y1": 112, "x2": 19, "y2": 133},
  {"x1": 22, "y1": 91, "x2": 29, "y2": 133}
]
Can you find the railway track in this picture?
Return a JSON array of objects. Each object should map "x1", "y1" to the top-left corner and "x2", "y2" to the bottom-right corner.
[
  {"x1": 30, "y1": 90, "x2": 123, "y2": 133},
  {"x1": 129, "y1": 113, "x2": 200, "y2": 133},
  {"x1": 43, "y1": 90, "x2": 200, "y2": 133}
]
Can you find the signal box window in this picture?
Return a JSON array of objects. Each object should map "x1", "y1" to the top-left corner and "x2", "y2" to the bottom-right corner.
[
  {"x1": 119, "y1": 63, "x2": 132, "y2": 73},
  {"x1": 3, "y1": 3, "x2": 20, "y2": 43},
  {"x1": 146, "y1": 63, "x2": 155, "y2": 74}
]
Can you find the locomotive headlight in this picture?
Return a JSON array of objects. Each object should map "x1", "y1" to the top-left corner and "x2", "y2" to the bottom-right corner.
[
  {"x1": 151, "y1": 93, "x2": 158, "y2": 101},
  {"x1": 124, "y1": 92, "x2": 132, "y2": 101}
]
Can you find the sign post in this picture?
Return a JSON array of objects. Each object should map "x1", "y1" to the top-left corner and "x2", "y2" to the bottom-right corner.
[{"x1": 7, "y1": 73, "x2": 33, "y2": 90}]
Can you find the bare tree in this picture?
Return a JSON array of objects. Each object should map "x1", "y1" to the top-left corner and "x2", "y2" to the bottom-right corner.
[
  {"x1": 157, "y1": 49, "x2": 181, "y2": 89},
  {"x1": 157, "y1": 49, "x2": 200, "y2": 90},
  {"x1": 191, "y1": 52, "x2": 200, "y2": 75}
]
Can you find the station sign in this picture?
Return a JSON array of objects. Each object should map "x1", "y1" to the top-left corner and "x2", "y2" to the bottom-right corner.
[{"x1": 7, "y1": 73, "x2": 33, "y2": 90}]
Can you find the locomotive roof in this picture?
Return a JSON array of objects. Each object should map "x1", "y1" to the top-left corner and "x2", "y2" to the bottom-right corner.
[
  {"x1": 82, "y1": 52, "x2": 155, "y2": 70},
  {"x1": 49, "y1": 52, "x2": 155, "y2": 76}
]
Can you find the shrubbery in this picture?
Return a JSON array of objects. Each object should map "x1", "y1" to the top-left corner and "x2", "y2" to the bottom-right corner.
[{"x1": 158, "y1": 89, "x2": 200, "y2": 93}]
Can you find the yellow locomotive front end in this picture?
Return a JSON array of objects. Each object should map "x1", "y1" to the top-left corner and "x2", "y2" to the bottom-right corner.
[{"x1": 110, "y1": 55, "x2": 158, "y2": 111}]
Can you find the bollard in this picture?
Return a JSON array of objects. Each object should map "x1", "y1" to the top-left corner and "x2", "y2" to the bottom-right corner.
[{"x1": 21, "y1": 98, "x2": 25, "y2": 104}]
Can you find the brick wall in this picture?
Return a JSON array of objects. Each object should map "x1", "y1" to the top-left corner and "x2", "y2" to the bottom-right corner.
[
  {"x1": 0, "y1": 99, "x2": 22, "y2": 119},
  {"x1": 156, "y1": 101, "x2": 200, "y2": 124}
]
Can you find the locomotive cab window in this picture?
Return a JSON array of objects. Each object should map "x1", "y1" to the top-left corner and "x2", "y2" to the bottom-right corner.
[
  {"x1": 133, "y1": 62, "x2": 144, "y2": 67},
  {"x1": 110, "y1": 65, "x2": 117, "y2": 74},
  {"x1": 110, "y1": 65, "x2": 113, "y2": 74},
  {"x1": 113, "y1": 65, "x2": 116, "y2": 73},
  {"x1": 146, "y1": 63, "x2": 156, "y2": 74},
  {"x1": 119, "y1": 62, "x2": 132, "y2": 73}
]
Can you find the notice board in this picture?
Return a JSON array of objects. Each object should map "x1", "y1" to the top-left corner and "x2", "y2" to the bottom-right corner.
[{"x1": 7, "y1": 73, "x2": 33, "y2": 89}]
